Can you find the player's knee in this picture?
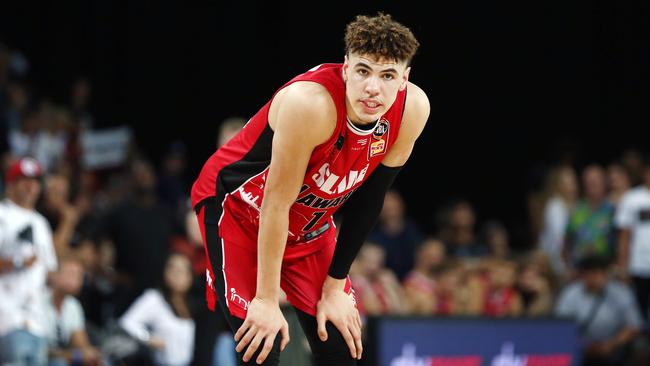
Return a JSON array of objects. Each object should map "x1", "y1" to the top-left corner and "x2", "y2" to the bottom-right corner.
[
  {"x1": 311, "y1": 322, "x2": 358, "y2": 366},
  {"x1": 235, "y1": 335, "x2": 281, "y2": 366}
]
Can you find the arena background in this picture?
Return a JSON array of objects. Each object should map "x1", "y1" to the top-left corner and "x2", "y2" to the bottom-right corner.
[
  {"x1": 1, "y1": 1, "x2": 650, "y2": 365},
  {"x1": 2, "y1": 0, "x2": 648, "y2": 250}
]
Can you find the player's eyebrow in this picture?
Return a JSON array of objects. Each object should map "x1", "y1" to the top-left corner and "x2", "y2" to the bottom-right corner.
[{"x1": 354, "y1": 61, "x2": 398, "y2": 75}]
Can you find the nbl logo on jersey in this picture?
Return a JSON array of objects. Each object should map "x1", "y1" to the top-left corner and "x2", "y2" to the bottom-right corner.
[{"x1": 369, "y1": 118, "x2": 389, "y2": 158}]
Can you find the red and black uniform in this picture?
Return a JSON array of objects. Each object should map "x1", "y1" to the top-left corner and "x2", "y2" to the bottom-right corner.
[{"x1": 192, "y1": 63, "x2": 407, "y2": 322}]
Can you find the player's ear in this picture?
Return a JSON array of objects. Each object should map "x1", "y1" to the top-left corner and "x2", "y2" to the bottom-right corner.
[
  {"x1": 399, "y1": 66, "x2": 411, "y2": 91},
  {"x1": 342, "y1": 55, "x2": 349, "y2": 82}
]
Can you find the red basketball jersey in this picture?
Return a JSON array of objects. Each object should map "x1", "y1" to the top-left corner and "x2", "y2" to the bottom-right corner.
[{"x1": 191, "y1": 63, "x2": 407, "y2": 258}]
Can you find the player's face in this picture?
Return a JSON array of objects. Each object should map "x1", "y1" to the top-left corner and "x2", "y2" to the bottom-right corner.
[{"x1": 342, "y1": 53, "x2": 410, "y2": 124}]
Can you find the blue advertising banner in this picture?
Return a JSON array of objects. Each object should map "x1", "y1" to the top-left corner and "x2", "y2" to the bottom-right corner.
[{"x1": 374, "y1": 317, "x2": 578, "y2": 366}]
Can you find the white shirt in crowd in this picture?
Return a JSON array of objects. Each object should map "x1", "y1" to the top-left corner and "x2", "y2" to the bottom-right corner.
[
  {"x1": 539, "y1": 196, "x2": 570, "y2": 274},
  {"x1": 615, "y1": 186, "x2": 650, "y2": 277},
  {"x1": 0, "y1": 199, "x2": 58, "y2": 337},
  {"x1": 555, "y1": 281, "x2": 643, "y2": 342},
  {"x1": 43, "y1": 291, "x2": 85, "y2": 347},
  {"x1": 119, "y1": 289, "x2": 195, "y2": 366}
]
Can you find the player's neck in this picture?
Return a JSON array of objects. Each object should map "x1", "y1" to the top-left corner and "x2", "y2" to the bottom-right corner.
[{"x1": 347, "y1": 116, "x2": 378, "y2": 131}]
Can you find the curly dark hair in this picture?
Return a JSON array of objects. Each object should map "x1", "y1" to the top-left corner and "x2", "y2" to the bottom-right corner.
[{"x1": 344, "y1": 13, "x2": 420, "y2": 64}]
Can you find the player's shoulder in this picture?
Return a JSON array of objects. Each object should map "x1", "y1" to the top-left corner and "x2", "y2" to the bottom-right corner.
[
  {"x1": 280, "y1": 81, "x2": 335, "y2": 113},
  {"x1": 270, "y1": 80, "x2": 336, "y2": 136},
  {"x1": 398, "y1": 81, "x2": 430, "y2": 135},
  {"x1": 405, "y1": 82, "x2": 430, "y2": 118}
]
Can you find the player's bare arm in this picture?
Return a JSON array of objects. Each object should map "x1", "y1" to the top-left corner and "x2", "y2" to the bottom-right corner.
[
  {"x1": 318, "y1": 80, "x2": 430, "y2": 360},
  {"x1": 234, "y1": 81, "x2": 336, "y2": 364}
]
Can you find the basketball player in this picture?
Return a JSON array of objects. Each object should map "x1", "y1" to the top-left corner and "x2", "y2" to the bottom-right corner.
[{"x1": 191, "y1": 13, "x2": 429, "y2": 365}]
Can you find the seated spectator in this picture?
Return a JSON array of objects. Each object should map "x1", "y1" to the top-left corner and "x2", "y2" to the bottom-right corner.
[
  {"x1": 76, "y1": 236, "x2": 118, "y2": 340},
  {"x1": 516, "y1": 254, "x2": 554, "y2": 316},
  {"x1": 45, "y1": 254, "x2": 101, "y2": 366},
  {"x1": 119, "y1": 252, "x2": 195, "y2": 366},
  {"x1": 403, "y1": 238, "x2": 445, "y2": 315},
  {"x1": 368, "y1": 190, "x2": 424, "y2": 280},
  {"x1": 350, "y1": 242, "x2": 405, "y2": 316},
  {"x1": 482, "y1": 258, "x2": 523, "y2": 317},
  {"x1": 480, "y1": 220, "x2": 511, "y2": 259},
  {"x1": 555, "y1": 255, "x2": 642, "y2": 366},
  {"x1": 438, "y1": 199, "x2": 488, "y2": 258},
  {"x1": 427, "y1": 260, "x2": 462, "y2": 316}
]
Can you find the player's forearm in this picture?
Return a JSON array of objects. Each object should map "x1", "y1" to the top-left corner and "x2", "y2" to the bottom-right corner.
[
  {"x1": 256, "y1": 204, "x2": 290, "y2": 301},
  {"x1": 328, "y1": 164, "x2": 402, "y2": 279}
]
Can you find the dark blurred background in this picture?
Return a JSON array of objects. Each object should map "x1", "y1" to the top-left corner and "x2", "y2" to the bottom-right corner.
[{"x1": 1, "y1": 0, "x2": 648, "y2": 248}]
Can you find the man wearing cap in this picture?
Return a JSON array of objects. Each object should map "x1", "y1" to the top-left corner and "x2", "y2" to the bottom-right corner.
[{"x1": 0, "y1": 157, "x2": 58, "y2": 366}]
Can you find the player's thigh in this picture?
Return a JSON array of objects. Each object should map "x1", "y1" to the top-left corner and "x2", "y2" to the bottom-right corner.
[{"x1": 280, "y1": 240, "x2": 355, "y2": 317}]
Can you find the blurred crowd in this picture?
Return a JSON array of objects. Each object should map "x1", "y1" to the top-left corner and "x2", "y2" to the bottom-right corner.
[{"x1": 2, "y1": 43, "x2": 650, "y2": 366}]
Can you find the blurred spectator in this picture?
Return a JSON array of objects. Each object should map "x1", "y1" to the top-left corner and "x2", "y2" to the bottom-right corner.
[
  {"x1": 38, "y1": 173, "x2": 86, "y2": 257},
  {"x1": 438, "y1": 199, "x2": 488, "y2": 258},
  {"x1": 34, "y1": 103, "x2": 71, "y2": 172},
  {"x1": 621, "y1": 148, "x2": 645, "y2": 187},
  {"x1": 517, "y1": 253, "x2": 554, "y2": 316},
  {"x1": 606, "y1": 162, "x2": 631, "y2": 208},
  {"x1": 77, "y1": 237, "x2": 118, "y2": 338},
  {"x1": 216, "y1": 117, "x2": 246, "y2": 148},
  {"x1": 157, "y1": 141, "x2": 190, "y2": 220},
  {"x1": 482, "y1": 258, "x2": 523, "y2": 317},
  {"x1": 555, "y1": 256, "x2": 642, "y2": 366},
  {"x1": 0, "y1": 157, "x2": 57, "y2": 366},
  {"x1": 564, "y1": 164, "x2": 616, "y2": 270},
  {"x1": 350, "y1": 242, "x2": 405, "y2": 316},
  {"x1": 430, "y1": 260, "x2": 464, "y2": 315},
  {"x1": 402, "y1": 238, "x2": 445, "y2": 315},
  {"x1": 538, "y1": 165, "x2": 578, "y2": 276},
  {"x1": 480, "y1": 220, "x2": 510, "y2": 258},
  {"x1": 45, "y1": 254, "x2": 101, "y2": 366},
  {"x1": 368, "y1": 189, "x2": 424, "y2": 279},
  {"x1": 102, "y1": 159, "x2": 174, "y2": 315},
  {"x1": 615, "y1": 154, "x2": 650, "y2": 323},
  {"x1": 119, "y1": 252, "x2": 196, "y2": 366}
]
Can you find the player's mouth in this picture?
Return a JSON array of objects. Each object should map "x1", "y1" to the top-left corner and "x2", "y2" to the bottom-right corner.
[{"x1": 360, "y1": 99, "x2": 382, "y2": 114}]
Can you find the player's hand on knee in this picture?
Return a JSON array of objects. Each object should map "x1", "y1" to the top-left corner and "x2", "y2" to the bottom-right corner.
[
  {"x1": 234, "y1": 297, "x2": 290, "y2": 364},
  {"x1": 316, "y1": 287, "x2": 363, "y2": 360}
]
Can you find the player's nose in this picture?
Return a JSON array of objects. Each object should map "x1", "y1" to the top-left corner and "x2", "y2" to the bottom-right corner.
[{"x1": 364, "y1": 76, "x2": 380, "y2": 96}]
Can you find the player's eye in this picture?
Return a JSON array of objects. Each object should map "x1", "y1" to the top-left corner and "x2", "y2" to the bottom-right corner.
[
  {"x1": 357, "y1": 69, "x2": 368, "y2": 76},
  {"x1": 382, "y1": 73, "x2": 395, "y2": 80}
]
